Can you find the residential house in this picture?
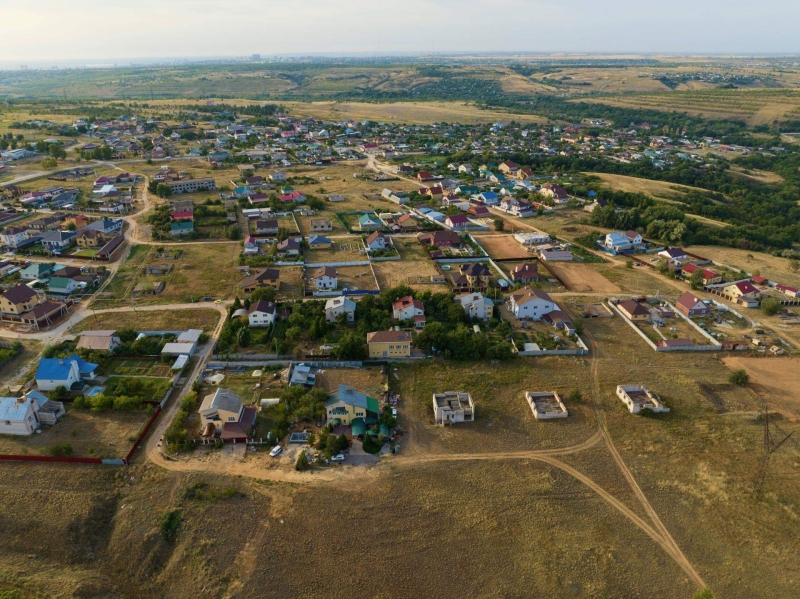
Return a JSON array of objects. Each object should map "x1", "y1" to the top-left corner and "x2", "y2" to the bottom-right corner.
[
  {"x1": 681, "y1": 263, "x2": 723, "y2": 285},
  {"x1": 539, "y1": 183, "x2": 569, "y2": 202},
  {"x1": 455, "y1": 292, "x2": 494, "y2": 320},
  {"x1": 20, "y1": 262, "x2": 55, "y2": 281},
  {"x1": 658, "y1": 247, "x2": 688, "y2": 263},
  {"x1": 478, "y1": 191, "x2": 499, "y2": 205},
  {"x1": 605, "y1": 231, "x2": 642, "y2": 252},
  {"x1": 247, "y1": 300, "x2": 277, "y2": 327},
  {"x1": 311, "y1": 266, "x2": 338, "y2": 290},
  {"x1": 307, "y1": 234, "x2": 333, "y2": 250},
  {"x1": 392, "y1": 296, "x2": 424, "y2": 325},
  {"x1": 510, "y1": 263, "x2": 540, "y2": 283},
  {"x1": 325, "y1": 385, "x2": 379, "y2": 427},
  {"x1": 451, "y1": 263, "x2": 490, "y2": 291},
  {"x1": 254, "y1": 219, "x2": 279, "y2": 235},
  {"x1": 358, "y1": 213, "x2": 383, "y2": 230},
  {"x1": 0, "y1": 392, "x2": 65, "y2": 436},
  {"x1": 396, "y1": 213, "x2": 419, "y2": 231},
  {"x1": 676, "y1": 292, "x2": 709, "y2": 317},
  {"x1": 498, "y1": 160, "x2": 519, "y2": 174},
  {"x1": 276, "y1": 237, "x2": 301, "y2": 257},
  {"x1": 199, "y1": 388, "x2": 257, "y2": 442},
  {"x1": 76, "y1": 330, "x2": 122, "y2": 353},
  {"x1": 722, "y1": 281, "x2": 761, "y2": 302},
  {"x1": 240, "y1": 268, "x2": 280, "y2": 293},
  {"x1": 163, "y1": 178, "x2": 216, "y2": 194},
  {"x1": 508, "y1": 287, "x2": 557, "y2": 320},
  {"x1": 48, "y1": 277, "x2": 79, "y2": 295},
  {"x1": 36, "y1": 354, "x2": 98, "y2": 391},
  {"x1": 617, "y1": 299, "x2": 652, "y2": 321},
  {"x1": 41, "y1": 230, "x2": 75, "y2": 254},
  {"x1": 1, "y1": 227, "x2": 31, "y2": 249},
  {"x1": 776, "y1": 284, "x2": 800, "y2": 298},
  {"x1": 0, "y1": 284, "x2": 45, "y2": 316},
  {"x1": 365, "y1": 231, "x2": 389, "y2": 251},
  {"x1": 75, "y1": 229, "x2": 109, "y2": 248},
  {"x1": 325, "y1": 296, "x2": 356, "y2": 323},
  {"x1": 366, "y1": 330, "x2": 412, "y2": 358},
  {"x1": 170, "y1": 221, "x2": 194, "y2": 237},
  {"x1": 446, "y1": 214, "x2": 469, "y2": 229},
  {"x1": 542, "y1": 310, "x2": 575, "y2": 335},
  {"x1": 418, "y1": 230, "x2": 462, "y2": 248}
]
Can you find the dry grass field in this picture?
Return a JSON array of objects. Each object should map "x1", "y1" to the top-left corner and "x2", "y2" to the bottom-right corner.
[
  {"x1": 473, "y1": 234, "x2": 530, "y2": 259},
  {"x1": 721, "y1": 356, "x2": 800, "y2": 419},
  {"x1": 281, "y1": 100, "x2": 547, "y2": 124},
  {"x1": 272, "y1": 266, "x2": 305, "y2": 300},
  {"x1": 304, "y1": 265, "x2": 377, "y2": 293},
  {"x1": 581, "y1": 88, "x2": 800, "y2": 125},
  {"x1": 372, "y1": 260, "x2": 448, "y2": 293},
  {"x1": 72, "y1": 308, "x2": 221, "y2": 333},
  {"x1": 588, "y1": 172, "x2": 714, "y2": 201},
  {"x1": 0, "y1": 340, "x2": 42, "y2": 390},
  {"x1": 314, "y1": 366, "x2": 386, "y2": 397},
  {"x1": 546, "y1": 262, "x2": 621, "y2": 293},
  {"x1": 689, "y1": 245, "x2": 800, "y2": 289}
]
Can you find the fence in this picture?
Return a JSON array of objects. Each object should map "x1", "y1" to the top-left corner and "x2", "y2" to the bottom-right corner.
[
  {"x1": 513, "y1": 336, "x2": 589, "y2": 356},
  {"x1": 0, "y1": 454, "x2": 104, "y2": 465},
  {"x1": 124, "y1": 405, "x2": 162, "y2": 464},
  {"x1": 211, "y1": 353, "x2": 295, "y2": 360},
  {"x1": 608, "y1": 301, "x2": 721, "y2": 353},
  {"x1": 305, "y1": 260, "x2": 370, "y2": 268}
]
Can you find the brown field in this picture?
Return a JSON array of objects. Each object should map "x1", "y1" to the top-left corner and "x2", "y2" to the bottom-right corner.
[
  {"x1": 599, "y1": 263, "x2": 686, "y2": 296},
  {"x1": 281, "y1": 100, "x2": 547, "y2": 125},
  {"x1": 372, "y1": 259, "x2": 448, "y2": 292},
  {"x1": 0, "y1": 406, "x2": 151, "y2": 459},
  {"x1": 721, "y1": 356, "x2": 800, "y2": 419},
  {"x1": 314, "y1": 366, "x2": 387, "y2": 397},
  {"x1": 588, "y1": 172, "x2": 713, "y2": 201},
  {"x1": 328, "y1": 265, "x2": 378, "y2": 292},
  {"x1": 274, "y1": 266, "x2": 305, "y2": 300},
  {"x1": 580, "y1": 89, "x2": 800, "y2": 126},
  {"x1": 295, "y1": 215, "x2": 348, "y2": 236},
  {"x1": 305, "y1": 240, "x2": 366, "y2": 265},
  {"x1": 546, "y1": 262, "x2": 621, "y2": 293},
  {"x1": 728, "y1": 165, "x2": 785, "y2": 184},
  {"x1": 473, "y1": 233, "x2": 530, "y2": 259},
  {"x1": 0, "y1": 340, "x2": 42, "y2": 389},
  {"x1": 72, "y1": 308, "x2": 221, "y2": 333}
]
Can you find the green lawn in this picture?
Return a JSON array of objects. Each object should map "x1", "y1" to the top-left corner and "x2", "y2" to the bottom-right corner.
[{"x1": 73, "y1": 249, "x2": 101, "y2": 257}]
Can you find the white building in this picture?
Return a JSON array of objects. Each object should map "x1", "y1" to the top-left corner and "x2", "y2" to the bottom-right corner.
[
  {"x1": 248, "y1": 300, "x2": 276, "y2": 327},
  {"x1": 432, "y1": 391, "x2": 475, "y2": 425},
  {"x1": 507, "y1": 287, "x2": 557, "y2": 320},
  {"x1": 513, "y1": 231, "x2": 551, "y2": 246},
  {"x1": 455, "y1": 293, "x2": 494, "y2": 321},
  {"x1": 312, "y1": 266, "x2": 338, "y2": 290},
  {"x1": 616, "y1": 385, "x2": 670, "y2": 414},
  {"x1": 325, "y1": 296, "x2": 356, "y2": 323},
  {"x1": 525, "y1": 391, "x2": 568, "y2": 420}
]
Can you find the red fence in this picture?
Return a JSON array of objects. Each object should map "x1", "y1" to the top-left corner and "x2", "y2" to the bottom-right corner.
[
  {"x1": 124, "y1": 405, "x2": 162, "y2": 464},
  {"x1": 0, "y1": 454, "x2": 103, "y2": 465}
]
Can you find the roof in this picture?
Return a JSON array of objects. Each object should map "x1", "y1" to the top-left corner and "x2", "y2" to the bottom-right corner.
[
  {"x1": 201, "y1": 387, "x2": 245, "y2": 416},
  {"x1": 677, "y1": 291, "x2": 704, "y2": 310},
  {"x1": 393, "y1": 296, "x2": 423, "y2": 312},
  {"x1": 36, "y1": 355, "x2": 97, "y2": 381},
  {"x1": 326, "y1": 296, "x2": 356, "y2": 310},
  {"x1": 446, "y1": 214, "x2": 469, "y2": 224},
  {"x1": 511, "y1": 263, "x2": 539, "y2": 278},
  {"x1": 510, "y1": 287, "x2": 554, "y2": 305},
  {"x1": 308, "y1": 234, "x2": 331, "y2": 245},
  {"x1": 248, "y1": 300, "x2": 276, "y2": 315},
  {"x1": 161, "y1": 342, "x2": 195, "y2": 354},
  {"x1": 618, "y1": 299, "x2": 651, "y2": 317},
  {"x1": 2, "y1": 284, "x2": 39, "y2": 305},
  {"x1": 170, "y1": 221, "x2": 194, "y2": 232},
  {"x1": 366, "y1": 231, "x2": 386, "y2": 244},
  {"x1": 0, "y1": 396, "x2": 33, "y2": 422},
  {"x1": 731, "y1": 281, "x2": 760, "y2": 295},
  {"x1": 313, "y1": 266, "x2": 337, "y2": 279},
  {"x1": 76, "y1": 335, "x2": 118, "y2": 351},
  {"x1": 330, "y1": 385, "x2": 380, "y2": 414},
  {"x1": 367, "y1": 330, "x2": 412, "y2": 344},
  {"x1": 177, "y1": 329, "x2": 203, "y2": 343}
]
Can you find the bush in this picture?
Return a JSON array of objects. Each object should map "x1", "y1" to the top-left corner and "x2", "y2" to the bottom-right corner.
[
  {"x1": 729, "y1": 369, "x2": 750, "y2": 386},
  {"x1": 46, "y1": 443, "x2": 73, "y2": 457},
  {"x1": 567, "y1": 389, "x2": 583, "y2": 403},
  {"x1": 760, "y1": 297, "x2": 781, "y2": 316},
  {"x1": 693, "y1": 589, "x2": 716, "y2": 599},
  {"x1": 295, "y1": 450, "x2": 310, "y2": 471},
  {"x1": 159, "y1": 509, "x2": 181, "y2": 543}
]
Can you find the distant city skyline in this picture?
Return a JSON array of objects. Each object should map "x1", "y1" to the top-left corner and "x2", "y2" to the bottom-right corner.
[{"x1": 1, "y1": 0, "x2": 799, "y2": 62}]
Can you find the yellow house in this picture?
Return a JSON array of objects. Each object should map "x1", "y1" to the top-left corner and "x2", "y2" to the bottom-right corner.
[
  {"x1": 75, "y1": 229, "x2": 108, "y2": 248},
  {"x1": 325, "y1": 385, "x2": 380, "y2": 426},
  {"x1": 367, "y1": 330, "x2": 412, "y2": 358},
  {"x1": 0, "y1": 284, "x2": 45, "y2": 316},
  {"x1": 723, "y1": 281, "x2": 761, "y2": 301}
]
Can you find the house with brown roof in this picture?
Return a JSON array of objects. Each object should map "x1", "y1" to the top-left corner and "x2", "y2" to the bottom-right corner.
[
  {"x1": 451, "y1": 263, "x2": 490, "y2": 291},
  {"x1": 367, "y1": 330, "x2": 412, "y2": 358},
  {"x1": 675, "y1": 292, "x2": 709, "y2": 317},
  {"x1": 392, "y1": 296, "x2": 424, "y2": 323},
  {"x1": 365, "y1": 231, "x2": 389, "y2": 251},
  {"x1": 617, "y1": 299, "x2": 652, "y2": 321},
  {"x1": 276, "y1": 237, "x2": 301, "y2": 257},
  {"x1": 510, "y1": 263, "x2": 540, "y2": 283},
  {"x1": 75, "y1": 229, "x2": 109, "y2": 248},
  {"x1": 722, "y1": 281, "x2": 761, "y2": 302},
  {"x1": 418, "y1": 230, "x2": 462, "y2": 248},
  {"x1": 240, "y1": 268, "x2": 280, "y2": 293},
  {"x1": 498, "y1": 160, "x2": 519, "y2": 174},
  {"x1": 0, "y1": 284, "x2": 45, "y2": 316},
  {"x1": 76, "y1": 331, "x2": 122, "y2": 353},
  {"x1": 681, "y1": 263, "x2": 723, "y2": 285},
  {"x1": 508, "y1": 287, "x2": 557, "y2": 320},
  {"x1": 311, "y1": 266, "x2": 338, "y2": 290}
]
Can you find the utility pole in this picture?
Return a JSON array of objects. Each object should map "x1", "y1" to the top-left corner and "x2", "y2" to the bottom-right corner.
[{"x1": 754, "y1": 403, "x2": 796, "y2": 497}]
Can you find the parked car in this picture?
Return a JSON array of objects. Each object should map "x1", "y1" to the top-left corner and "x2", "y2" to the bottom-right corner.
[
  {"x1": 391, "y1": 408, "x2": 398, "y2": 417},
  {"x1": 270, "y1": 445, "x2": 283, "y2": 457},
  {"x1": 331, "y1": 453, "x2": 346, "y2": 462}
]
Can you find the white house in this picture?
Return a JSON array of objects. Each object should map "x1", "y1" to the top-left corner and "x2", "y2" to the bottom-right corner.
[
  {"x1": 0, "y1": 227, "x2": 30, "y2": 249},
  {"x1": 365, "y1": 231, "x2": 389, "y2": 251},
  {"x1": 325, "y1": 296, "x2": 356, "y2": 323},
  {"x1": 312, "y1": 266, "x2": 338, "y2": 290},
  {"x1": 247, "y1": 300, "x2": 276, "y2": 327},
  {"x1": 455, "y1": 293, "x2": 494, "y2": 321},
  {"x1": 35, "y1": 355, "x2": 98, "y2": 391},
  {"x1": 605, "y1": 230, "x2": 642, "y2": 252},
  {"x1": 507, "y1": 287, "x2": 557, "y2": 320},
  {"x1": 392, "y1": 295, "x2": 424, "y2": 321},
  {"x1": 0, "y1": 395, "x2": 41, "y2": 435}
]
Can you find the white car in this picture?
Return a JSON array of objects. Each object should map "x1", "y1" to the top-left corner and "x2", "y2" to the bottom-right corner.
[
  {"x1": 331, "y1": 453, "x2": 346, "y2": 462},
  {"x1": 391, "y1": 408, "x2": 398, "y2": 417},
  {"x1": 269, "y1": 445, "x2": 283, "y2": 457}
]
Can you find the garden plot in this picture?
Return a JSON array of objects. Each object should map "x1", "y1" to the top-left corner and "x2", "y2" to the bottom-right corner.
[
  {"x1": 314, "y1": 366, "x2": 387, "y2": 397},
  {"x1": 103, "y1": 357, "x2": 173, "y2": 378},
  {"x1": 295, "y1": 214, "x2": 348, "y2": 236}
]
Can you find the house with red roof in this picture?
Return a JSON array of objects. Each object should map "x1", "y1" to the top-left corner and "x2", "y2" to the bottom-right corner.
[
  {"x1": 392, "y1": 296, "x2": 424, "y2": 325},
  {"x1": 776, "y1": 284, "x2": 800, "y2": 298},
  {"x1": 675, "y1": 292, "x2": 709, "y2": 317},
  {"x1": 446, "y1": 214, "x2": 469, "y2": 229},
  {"x1": 722, "y1": 281, "x2": 761, "y2": 301},
  {"x1": 681, "y1": 263, "x2": 723, "y2": 285},
  {"x1": 170, "y1": 210, "x2": 193, "y2": 221}
]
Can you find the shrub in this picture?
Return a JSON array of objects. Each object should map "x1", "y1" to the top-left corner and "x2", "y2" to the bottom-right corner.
[
  {"x1": 729, "y1": 369, "x2": 750, "y2": 386},
  {"x1": 760, "y1": 297, "x2": 780, "y2": 316},
  {"x1": 159, "y1": 509, "x2": 181, "y2": 543},
  {"x1": 567, "y1": 389, "x2": 583, "y2": 403},
  {"x1": 47, "y1": 443, "x2": 73, "y2": 457},
  {"x1": 295, "y1": 450, "x2": 310, "y2": 471}
]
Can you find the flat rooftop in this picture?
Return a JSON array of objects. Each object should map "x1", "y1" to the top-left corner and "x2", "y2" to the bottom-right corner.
[
  {"x1": 525, "y1": 391, "x2": 568, "y2": 416},
  {"x1": 434, "y1": 391, "x2": 473, "y2": 410}
]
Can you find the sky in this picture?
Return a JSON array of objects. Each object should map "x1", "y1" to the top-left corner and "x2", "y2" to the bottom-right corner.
[{"x1": 1, "y1": 0, "x2": 799, "y2": 64}]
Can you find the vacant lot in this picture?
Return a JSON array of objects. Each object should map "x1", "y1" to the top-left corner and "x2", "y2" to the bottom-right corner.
[
  {"x1": 273, "y1": 266, "x2": 305, "y2": 299},
  {"x1": 305, "y1": 240, "x2": 366, "y2": 265},
  {"x1": 394, "y1": 360, "x2": 598, "y2": 454},
  {"x1": 474, "y1": 234, "x2": 530, "y2": 260},
  {"x1": 304, "y1": 265, "x2": 377, "y2": 293},
  {"x1": 295, "y1": 215, "x2": 348, "y2": 236},
  {"x1": 72, "y1": 308, "x2": 221, "y2": 333},
  {"x1": 588, "y1": 172, "x2": 712, "y2": 201},
  {"x1": 314, "y1": 366, "x2": 386, "y2": 397},
  {"x1": 546, "y1": 262, "x2": 620, "y2": 293},
  {"x1": 0, "y1": 340, "x2": 42, "y2": 389},
  {"x1": 721, "y1": 356, "x2": 800, "y2": 419},
  {"x1": 0, "y1": 406, "x2": 151, "y2": 458},
  {"x1": 372, "y1": 259, "x2": 447, "y2": 292},
  {"x1": 496, "y1": 261, "x2": 566, "y2": 293}
]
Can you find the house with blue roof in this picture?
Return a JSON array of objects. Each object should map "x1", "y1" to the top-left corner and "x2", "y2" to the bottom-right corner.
[
  {"x1": 36, "y1": 354, "x2": 98, "y2": 391},
  {"x1": 20, "y1": 262, "x2": 56, "y2": 281},
  {"x1": 478, "y1": 191, "x2": 499, "y2": 205},
  {"x1": 307, "y1": 234, "x2": 332, "y2": 249}
]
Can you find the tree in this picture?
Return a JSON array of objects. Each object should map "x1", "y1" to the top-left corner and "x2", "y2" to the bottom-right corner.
[
  {"x1": 155, "y1": 183, "x2": 173, "y2": 198},
  {"x1": 689, "y1": 270, "x2": 704, "y2": 290},
  {"x1": 692, "y1": 589, "x2": 716, "y2": 599},
  {"x1": 236, "y1": 327, "x2": 251, "y2": 347},
  {"x1": 334, "y1": 433, "x2": 349, "y2": 453},
  {"x1": 790, "y1": 259, "x2": 800, "y2": 273},
  {"x1": 493, "y1": 217, "x2": 505, "y2": 231},
  {"x1": 295, "y1": 450, "x2": 310, "y2": 471},
  {"x1": 65, "y1": 222, "x2": 76, "y2": 231},
  {"x1": 334, "y1": 332, "x2": 368, "y2": 359},
  {"x1": 159, "y1": 509, "x2": 181, "y2": 543},
  {"x1": 41, "y1": 157, "x2": 57, "y2": 169},
  {"x1": 729, "y1": 369, "x2": 750, "y2": 386},
  {"x1": 760, "y1": 297, "x2": 780, "y2": 316}
]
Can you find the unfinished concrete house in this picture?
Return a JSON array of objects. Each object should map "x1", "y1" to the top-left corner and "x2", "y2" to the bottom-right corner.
[
  {"x1": 616, "y1": 385, "x2": 670, "y2": 414},
  {"x1": 432, "y1": 391, "x2": 475, "y2": 425},
  {"x1": 525, "y1": 391, "x2": 569, "y2": 419}
]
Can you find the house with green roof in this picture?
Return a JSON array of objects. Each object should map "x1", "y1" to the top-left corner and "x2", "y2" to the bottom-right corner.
[
  {"x1": 358, "y1": 213, "x2": 383, "y2": 231},
  {"x1": 170, "y1": 221, "x2": 194, "y2": 236},
  {"x1": 48, "y1": 277, "x2": 79, "y2": 295},
  {"x1": 20, "y1": 262, "x2": 55, "y2": 281},
  {"x1": 325, "y1": 385, "x2": 380, "y2": 433}
]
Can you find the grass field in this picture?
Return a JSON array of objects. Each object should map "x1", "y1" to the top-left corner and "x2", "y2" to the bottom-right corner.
[
  {"x1": 473, "y1": 234, "x2": 531, "y2": 260},
  {"x1": 721, "y1": 356, "x2": 800, "y2": 419},
  {"x1": 372, "y1": 259, "x2": 448, "y2": 292},
  {"x1": 587, "y1": 172, "x2": 716, "y2": 201},
  {"x1": 71, "y1": 308, "x2": 221, "y2": 333},
  {"x1": 689, "y1": 245, "x2": 800, "y2": 289},
  {"x1": 0, "y1": 340, "x2": 42, "y2": 390},
  {"x1": 547, "y1": 262, "x2": 621, "y2": 293}
]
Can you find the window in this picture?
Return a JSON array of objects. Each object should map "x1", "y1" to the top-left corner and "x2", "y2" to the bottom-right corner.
[{"x1": 228, "y1": 417, "x2": 235, "y2": 422}]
